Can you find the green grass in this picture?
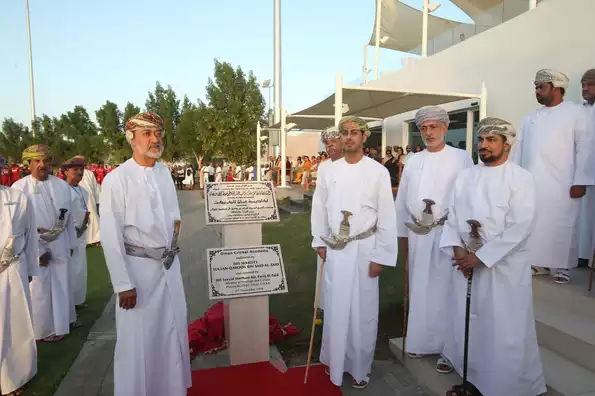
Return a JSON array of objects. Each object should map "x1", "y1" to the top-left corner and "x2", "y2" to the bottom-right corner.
[
  {"x1": 264, "y1": 212, "x2": 406, "y2": 365},
  {"x1": 25, "y1": 246, "x2": 113, "y2": 396}
]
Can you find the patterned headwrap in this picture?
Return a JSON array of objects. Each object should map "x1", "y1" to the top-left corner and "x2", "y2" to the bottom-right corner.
[
  {"x1": 338, "y1": 116, "x2": 371, "y2": 137},
  {"x1": 535, "y1": 69, "x2": 569, "y2": 89},
  {"x1": 61, "y1": 155, "x2": 86, "y2": 170},
  {"x1": 321, "y1": 126, "x2": 342, "y2": 142},
  {"x1": 125, "y1": 112, "x2": 164, "y2": 143},
  {"x1": 476, "y1": 117, "x2": 516, "y2": 146},
  {"x1": 22, "y1": 144, "x2": 52, "y2": 162},
  {"x1": 581, "y1": 69, "x2": 595, "y2": 82},
  {"x1": 415, "y1": 106, "x2": 450, "y2": 129},
  {"x1": 0, "y1": 154, "x2": 6, "y2": 169}
]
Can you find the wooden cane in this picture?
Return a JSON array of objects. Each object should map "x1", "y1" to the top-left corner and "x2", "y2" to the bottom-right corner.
[
  {"x1": 588, "y1": 248, "x2": 594, "y2": 292},
  {"x1": 304, "y1": 258, "x2": 324, "y2": 384},
  {"x1": 402, "y1": 258, "x2": 409, "y2": 359}
]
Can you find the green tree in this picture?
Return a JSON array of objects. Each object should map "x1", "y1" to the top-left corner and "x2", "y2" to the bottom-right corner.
[
  {"x1": 0, "y1": 119, "x2": 33, "y2": 162},
  {"x1": 198, "y1": 60, "x2": 265, "y2": 164},
  {"x1": 145, "y1": 82, "x2": 180, "y2": 160},
  {"x1": 53, "y1": 106, "x2": 101, "y2": 163},
  {"x1": 96, "y1": 101, "x2": 131, "y2": 163},
  {"x1": 122, "y1": 102, "x2": 141, "y2": 124}
]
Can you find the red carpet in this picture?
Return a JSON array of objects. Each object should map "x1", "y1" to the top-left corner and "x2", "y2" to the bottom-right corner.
[{"x1": 189, "y1": 362, "x2": 342, "y2": 396}]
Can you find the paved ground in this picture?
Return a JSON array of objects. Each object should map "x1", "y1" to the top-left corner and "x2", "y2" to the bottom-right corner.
[{"x1": 54, "y1": 188, "x2": 427, "y2": 396}]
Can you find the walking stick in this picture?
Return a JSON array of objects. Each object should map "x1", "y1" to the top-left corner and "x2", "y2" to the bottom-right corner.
[
  {"x1": 448, "y1": 219, "x2": 482, "y2": 396},
  {"x1": 402, "y1": 258, "x2": 409, "y2": 359},
  {"x1": 588, "y1": 247, "x2": 594, "y2": 292},
  {"x1": 304, "y1": 258, "x2": 324, "y2": 384}
]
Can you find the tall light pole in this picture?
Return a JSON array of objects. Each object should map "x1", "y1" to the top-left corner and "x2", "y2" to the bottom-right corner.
[
  {"x1": 374, "y1": 0, "x2": 381, "y2": 80},
  {"x1": 422, "y1": 0, "x2": 441, "y2": 57},
  {"x1": 273, "y1": 0, "x2": 282, "y2": 125},
  {"x1": 24, "y1": 0, "x2": 37, "y2": 136},
  {"x1": 262, "y1": 79, "x2": 273, "y2": 126}
]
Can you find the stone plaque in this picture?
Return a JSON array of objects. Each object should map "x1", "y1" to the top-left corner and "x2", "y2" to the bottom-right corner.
[
  {"x1": 207, "y1": 244, "x2": 288, "y2": 299},
  {"x1": 205, "y1": 181, "x2": 280, "y2": 225}
]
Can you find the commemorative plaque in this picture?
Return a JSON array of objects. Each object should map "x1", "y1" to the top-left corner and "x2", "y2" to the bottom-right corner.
[
  {"x1": 207, "y1": 244, "x2": 287, "y2": 299},
  {"x1": 204, "y1": 181, "x2": 280, "y2": 225}
]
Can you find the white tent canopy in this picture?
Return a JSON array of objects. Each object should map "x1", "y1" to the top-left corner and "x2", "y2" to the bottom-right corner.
[
  {"x1": 277, "y1": 84, "x2": 485, "y2": 131},
  {"x1": 368, "y1": 0, "x2": 478, "y2": 55}
]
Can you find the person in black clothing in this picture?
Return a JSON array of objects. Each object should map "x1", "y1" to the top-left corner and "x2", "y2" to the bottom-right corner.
[{"x1": 383, "y1": 148, "x2": 398, "y2": 187}]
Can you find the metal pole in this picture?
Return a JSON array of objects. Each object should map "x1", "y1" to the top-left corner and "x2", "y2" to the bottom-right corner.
[
  {"x1": 479, "y1": 82, "x2": 487, "y2": 119},
  {"x1": 465, "y1": 109, "x2": 474, "y2": 155},
  {"x1": 374, "y1": 0, "x2": 381, "y2": 80},
  {"x1": 334, "y1": 72, "x2": 343, "y2": 127},
  {"x1": 362, "y1": 44, "x2": 369, "y2": 84},
  {"x1": 24, "y1": 0, "x2": 37, "y2": 136},
  {"x1": 422, "y1": 0, "x2": 429, "y2": 57},
  {"x1": 402, "y1": 121, "x2": 409, "y2": 148},
  {"x1": 256, "y1": 123, "x2": 262, "y2": 181},
  {"x1": 280, "y1": 109, "x2": 287, "y2": 187},
  {"x1": 381, "y1": 123, "x2": 387, "y2": 158},
  {"x1": 273, "y1": 0, "x2": 282, "y2": 125}
]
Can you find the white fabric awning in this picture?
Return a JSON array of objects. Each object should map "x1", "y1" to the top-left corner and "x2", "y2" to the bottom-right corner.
[
  {"x1": 279, "y1": 85, "x2": 482, "y2": 131},
  {"x1": 451, "y1": 0, "x2": 529, "y2": 24},
  {"x1": 368, "y1": 0, "x2": 475, "y2": 55}
]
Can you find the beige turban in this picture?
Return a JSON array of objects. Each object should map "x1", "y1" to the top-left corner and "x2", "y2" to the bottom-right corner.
[
  {"x1": 338, "y1": 116, "x2": 371, "y2": 137},
  {"x1": 415, "y1": 106, "x2": 450, "y2": 129},
  {"x1": 22, "y1": 144, "x2": 52, "y2": 162},
  {"x1": 476, "y1": 117, "x2": 516, "y2": 146},
  {"x1": 535, "y1": 69, "x2": 569, "y2": 89}
]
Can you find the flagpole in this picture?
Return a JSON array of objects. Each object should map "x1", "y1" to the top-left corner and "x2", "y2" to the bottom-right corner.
[{"x1": 24, "y1": 0, "x2": 37, "y2": 136}]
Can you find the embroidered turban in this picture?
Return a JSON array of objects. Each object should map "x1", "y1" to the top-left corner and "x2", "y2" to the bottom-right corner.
[
  {"x1": 125, "y1": 112, "x2": 164, "y2": 143},
  {"x1": 22, "y1": 144, "x2": 52, "y2": 162},
  {"x1": 321, "y1": 126, "x2": 342, "y2": 142},
  {"x1": 61, "y1": 156, "x2": 86, "y2": 170},
  {"x1": 535, "y1": 69, "x2": 569, "y2": 89},
  {"x1": 338, "y1": 116, "x2": 371, "y2": 137},
  {"x1": 414, "y1": 106, "x2": 450, "y2": 129},
  {"x1": 476, "y1": 117, "x2": 516, "y2": 146},
  {"x1": 581, "y1": 69, "x2": 595, "y2": 82}
]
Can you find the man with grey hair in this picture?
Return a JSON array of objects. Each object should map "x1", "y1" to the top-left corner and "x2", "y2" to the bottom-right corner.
[
  {"x1": 311, "y1": 125, "x2": 344, "y2": 312},
  {"x1": 312, "y1": 116, "x2": 397, "y2": 388},
  {"x1": 512, "y1": 69, "x2": 592, "y2": 284},
  {"x1": 100, "y1": 112, "x2": 191, "y2": 395},
  {"x1": 0, "y1": 154, "x2": 39, "y2": 396},
  {"x1": 441, "y1": 117, "x2": 546, "y2": 395},
  {"x1": 395, "y1": 105, "x2": 472, "y2": 373}
]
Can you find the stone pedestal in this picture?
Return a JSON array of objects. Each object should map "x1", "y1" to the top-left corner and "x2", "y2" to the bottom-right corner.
[{"x1": 222, "y1": 224, "x2": 270, "y2": 365}]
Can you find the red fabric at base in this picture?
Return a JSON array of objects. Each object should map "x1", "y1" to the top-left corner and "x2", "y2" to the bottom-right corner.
[{"x1": 189, "y1": 362, "x2": 341, "y2": 396}]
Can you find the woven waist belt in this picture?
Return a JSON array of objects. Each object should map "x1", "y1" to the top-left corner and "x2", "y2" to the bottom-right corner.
[{"x1": 124, "y1": 243, "x2": 179, "y2": 270}]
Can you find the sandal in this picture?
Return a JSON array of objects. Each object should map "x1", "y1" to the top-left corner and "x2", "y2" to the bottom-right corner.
[
  {"x1": 436, "y1": 356, "x2": 454, "y2": 374},
  {"x1": 41, "y1": 335, "x2": 65, "y2": 343},
  {"x1": 407, "y1": 352, "x2": 425, "y2": 359},
  {"x1": 351, "y1": 379, "x2": 369, "y2": 389},
  {"x1": 71, "y1": 320, "x2": 84, "y2": 329},
  {"x1": 531, "y1": 266, "x2": 550, "y2": 276},
  {"x1": 553, "y1": 271, "x2": 570, "y2": 284}
]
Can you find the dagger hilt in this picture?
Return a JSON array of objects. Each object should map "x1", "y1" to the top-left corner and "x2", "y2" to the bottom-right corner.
[
  {"x1": 467, "y1": 219, "x2": 481, "y2": 238},
  {"x1": 422, "y1": 199, "x2": 435, "y2": 215},
  {"x1": 340, "y1": 211, "x2": 352, "y2": 226}
]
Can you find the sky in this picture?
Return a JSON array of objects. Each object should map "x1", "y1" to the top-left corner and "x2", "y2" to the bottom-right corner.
[{"x1": 0, "y1": 0, "x2": 470, "y2": 125}]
